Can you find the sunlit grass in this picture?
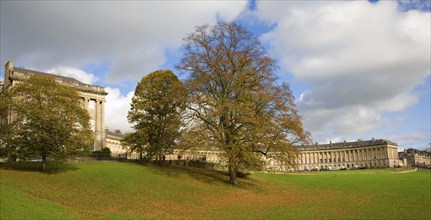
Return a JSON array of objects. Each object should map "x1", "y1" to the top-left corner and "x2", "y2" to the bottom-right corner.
[{"x1": 1, "y1": 162, "x2": 430, "y2": 219}]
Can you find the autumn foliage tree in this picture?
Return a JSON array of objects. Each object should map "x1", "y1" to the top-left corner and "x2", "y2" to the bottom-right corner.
[
  {"x1": 1, "y1": 75, "x2": 93, "y2": 170},
  {"x1": 124, "y1": 70, "x2": 186, "y2": 160},
  {"x1": 177, "y1": 23, "x2": 310, "y2": 184}
]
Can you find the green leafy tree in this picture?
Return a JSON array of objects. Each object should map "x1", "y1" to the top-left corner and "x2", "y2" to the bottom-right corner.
[
  {"x1": 177, "y1": 22, "x2": 310, "y2": 184},
  {"x1": 0, "y1": 90, "x2": 15, "y2": 159},
  {"x1": 2, "y1": 75, "x2": 93, "y2": 170},
  {"x1": 124, "y1": 70, "x2": 186, "y2": 160}
]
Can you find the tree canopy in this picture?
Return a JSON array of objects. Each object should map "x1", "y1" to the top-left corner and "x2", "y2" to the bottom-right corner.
[
  {"x1": 124, "y1": 70, "x2": 186, "y2": 160},
  {"x1": 177, "y1": 22, "x2": 310, "y2": 184},
  {"x1": 0, "y1": 74, "x2": 93, "y2": 170}
]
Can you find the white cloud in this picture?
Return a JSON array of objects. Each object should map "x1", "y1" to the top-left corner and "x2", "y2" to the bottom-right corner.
[
  {"x1": 255, "y1": 1, "x2": 431, "y2": 141},
  {"x1": 1, "y1": 1, "x2": 248, "y2": 83},
  {"x1": 105, "y1": 87, "x2": 134, "y2": 133},
  {"x1": 383, "y1": 132, "x2": 430, "y2": 150},
  {"x1": 45, "y1": 66, "x2": 98, "y2": 85},
  {"x1": 0, "y1": 1, "x2": 248, "y2": 134}
]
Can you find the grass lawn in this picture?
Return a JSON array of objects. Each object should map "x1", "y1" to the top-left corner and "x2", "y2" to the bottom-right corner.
[{"x1": 1, "y1": 162, "x2": 430, "y2": 219}]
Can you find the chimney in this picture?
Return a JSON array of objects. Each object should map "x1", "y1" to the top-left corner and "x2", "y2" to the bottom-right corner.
[
  {"x1": 115, "y1": 129, "x2": 121, "y2": 134},
  {"x1": 5, "y1": 61, "x2": 13, "y2": 71},
  {"x1": 4, "y1": 61, "x2": 14, "y2": 89}
]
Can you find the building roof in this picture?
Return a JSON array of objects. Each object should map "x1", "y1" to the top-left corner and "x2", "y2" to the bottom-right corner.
[
  {"x1": 106, "y1": 130, "x2": 126, "y2": 141},
  {"x1": 295, "y1": 139, "x2": 397, "y2": 151},
  {"x1": 13, "y1": 67, "x2": 83, "y2": 85},
  {"x1": 10, "y1": 67, "x2": 108, "y2": 95}
]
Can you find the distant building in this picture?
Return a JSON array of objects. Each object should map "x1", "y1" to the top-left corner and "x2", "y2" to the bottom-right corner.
[
  {"x1": 399, "y1": 148, "x2": 431, "y2": 168},
  {"x1": 105, "y1": 129, "x2": 125, "y2": 157},
  {"x1": 163, "y1": 139, "x2": 402, "y2": 171},
  {"x1": 2, "y1": 61, "x2": 108, "y2": 150},
  {"x1": 105, "y1": 129, "x2": 142, "y2": 159},
  {"x1": 289, "y1": 139, "x2": 401, "y2": 171}
]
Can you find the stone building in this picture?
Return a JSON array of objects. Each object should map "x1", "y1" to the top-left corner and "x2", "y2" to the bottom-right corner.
[
  {"x1": 284, "y1": 139, "x2": 400, "y2": 171},
  {"x1": 399, "y1": 148, "x2": 431, "y2": 168},
  {"x1": 106, "y1": 129, "x2": 126, "y2": 157},
  {"x1": 164, "y1": 139, "x2": 401, "y2": 171},
  {"x1": 2, "y1": 61, "x2": 108, "y2": 150}
]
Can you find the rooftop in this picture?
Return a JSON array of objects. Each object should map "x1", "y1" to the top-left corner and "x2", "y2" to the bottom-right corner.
[
  {"x1": 9, "y1": 65, "x2": 107, "y2": 96},
  {"x1": 295, "y1": 139, "x2": 397, "y2": 151}
]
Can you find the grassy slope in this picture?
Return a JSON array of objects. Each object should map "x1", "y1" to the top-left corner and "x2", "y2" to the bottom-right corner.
[{"x1": 1, "y1": 162, "x2": 430, "y2": 219}]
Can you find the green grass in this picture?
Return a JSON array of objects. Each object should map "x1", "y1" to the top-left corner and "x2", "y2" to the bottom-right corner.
[{"x1": 1, "y1": 162, "x2": 430, "y2": 219}]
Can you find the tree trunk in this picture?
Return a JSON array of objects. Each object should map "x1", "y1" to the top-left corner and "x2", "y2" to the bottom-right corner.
[
  {"x1": 229, "y1": 165, "x2": 238, "y2": 185},
  {"x1": 41, "y1": 155, "x2": 47, "y2": 171}
]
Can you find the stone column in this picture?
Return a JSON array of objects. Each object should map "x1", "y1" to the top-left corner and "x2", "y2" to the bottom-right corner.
[
  {"x1": 97, "y1": 99, "x2": 101, "y2": 132},
  {"x1": 384, "y1": 147, "x2": 389, "y2": 159},
  {"x1": 366, "y1": 149, "x2": 369, "y2": 161},
  {"x1": 351, "y1": 150, "x2": 355, "y2": 162},
  {"x1": 346, "y1": 151, "x2": 350, "y2": 162},
  {"x1": 94, "y1": 99, "x2": 102, "y2": 150},
  {"x1": 314, "y1": 152, "x2": 317, "y2": 164},
  {"x1": 358, "y1": 150, "x2": 361, "y2": 161},
  {"x1": 356, "y1": 150, "x2": 359, "y2": 161},
  {"x1": 310, "y1": 152, "x2": 313, "y2": 164},
  {"x1": 347, "y1": 150, "x2": 351, "y2": 162},
  {"x1": 329, "y1": 152, "x2": 333, "y2": 163},
  {"x1": 366, "y1": 148, "x2": 371, "y2": 160},
  {"x1": 83, "y1": 97, "x2": 89, "y2": 110},
  {"x1": 101, "y1": 99, "x2": 106, "y2": 148},
  {"x1": 334, "y1": 151, "x2": 337, "y2": 163}
]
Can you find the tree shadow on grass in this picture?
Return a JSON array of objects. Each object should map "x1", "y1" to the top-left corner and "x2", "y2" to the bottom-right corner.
[
  {"x1": 0, "y1": 161, "x2": 79, "y2": 174},
  {"x1": 132, "y1": 161, "x2": 260, "y2": 189}
]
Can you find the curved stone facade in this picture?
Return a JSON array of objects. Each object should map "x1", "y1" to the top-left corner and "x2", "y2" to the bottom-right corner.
[
  {"x1": 289, "y1": 139, "x2": 400, "y2": 171},
  {"x1": 161, "y1": 139, "x2": 401, "y2": 172}
]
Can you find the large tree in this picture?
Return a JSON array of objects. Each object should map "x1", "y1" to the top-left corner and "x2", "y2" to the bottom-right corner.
[
  {"x1": 125, "y1": 70, "x2": 186, "y2": 160},
  {"x1": 177, "y1": 23, "x2": 310, "y2": 184},
  {"x1": 1, "y1": 75, "x2": 93, "y2": 170}
]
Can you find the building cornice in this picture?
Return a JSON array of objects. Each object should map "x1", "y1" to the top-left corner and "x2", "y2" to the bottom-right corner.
[
  {"x1": 295, "y1": 139, "x2": 397, "y2": 151},
  {"x1": 10, "y1": 69, "x2": 108, "y2": 95}
]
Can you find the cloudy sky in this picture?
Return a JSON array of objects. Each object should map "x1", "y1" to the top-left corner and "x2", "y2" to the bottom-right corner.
[{"x1": 1, "y1": 0, "x2": 430, "y2": 150}]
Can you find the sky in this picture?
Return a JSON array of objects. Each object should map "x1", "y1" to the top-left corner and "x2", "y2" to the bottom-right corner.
[{"x1": 1, "y1": 0, "x2": 430, "y2": 150}]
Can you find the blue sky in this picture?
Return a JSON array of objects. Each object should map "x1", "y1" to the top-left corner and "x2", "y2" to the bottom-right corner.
[{"x1": 1, "y1": 0, "x2": 430, "y2": 150}]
